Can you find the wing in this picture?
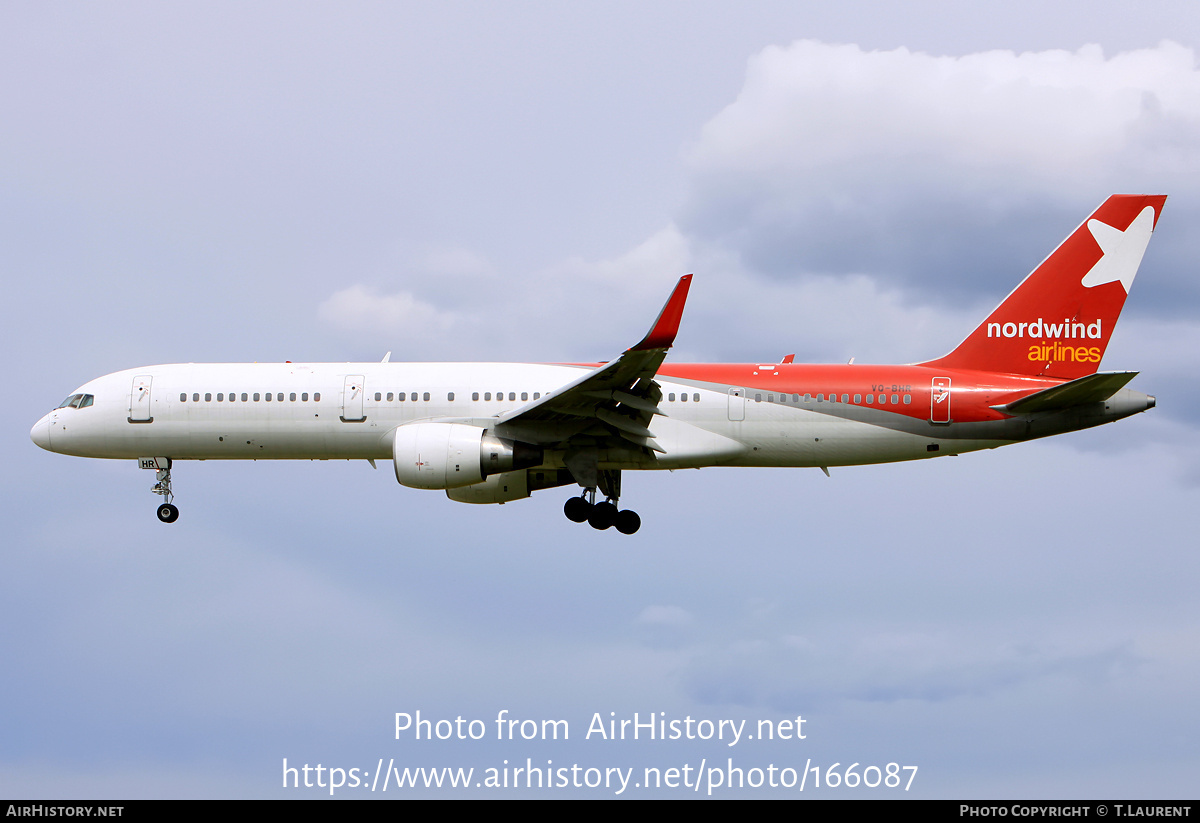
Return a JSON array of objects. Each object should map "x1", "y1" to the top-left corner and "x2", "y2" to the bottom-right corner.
[{"x1": 492, "y1": 275, "x2": 693, "y2": 454}]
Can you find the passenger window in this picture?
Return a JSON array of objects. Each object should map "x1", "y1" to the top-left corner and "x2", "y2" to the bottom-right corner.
[
  {"x1": 866, "y1": 394, "x2": 873, "y2": 404},
  {"x1": 217, "y1": 393, "x2": 224, "y2": 402},
  {"x1": 448, "y1": 392, "x2": 455, "y2": 401},
  {"x1": 410, "y1": 393, "x2": 417, "y2": 401},
  {"x1": 301, "y1": 393, "x2": 309, "y2": 402},
  {"x1": 374, "y1": 392, "x2": 381, "y2": 401},
  {"x1": 314, "y1": 393, "x2": 321, "y2": 401},
  {"x1": 423, "y1": 392, "x2": 430, "y2": 401},
  {"x1": 254, "y1": 393, "x2": 261, "y2": 402},
  {"x1": 205, "y1": 393, "x2": 212, "y2": 402},
  {"x1": 903, "y1": 394, "x2": 911, "y2": 404},
  {"x1": 842, "y1": 394, "x2": 849, "y2": 403},
  {"x1": 694, "y1": 393, "x2": 699, "y2": 402},
  {"x1": 472, "y1": 392, "x2": 479, "y2": 401},
  {"x1": 484, "y1": 392, "x2": 492, "y2": 401},
  {"x1": 534, "y1": 392, "x2": 540, "y2": 400},
  {"x1": 754, "y1": 393, "x2": 761, "y2": 402},
  {"x1": 669, "y1": 393, "x2": 675, "y2": 402},
  {"x1": 508, "y1": 392, "x2": 515, "y2": 401},
  {"x1": 521, "y1": 392, "x2": 528, "y2": 401},
  {"x1": 854, "y1": 394, "x2": 861, "y2": 403},
  {"x1": 793, "y1": 394, "x2": 799, "y2": 402},
  {"x1": 265, "y1": 392, "x2": 272, "y2": 402},
  {"x1": 817, "y1": 394, "x2": 824, "y2": 402},
  {"x1": 803, "y1": 394, "x2": 812, "y2": 402},
  {"x1": 180, "y1": 393, "x2": 186, "y2": 402},
  {"x1": 891, "y1": 394, "x2": 899, "y2": 404},
  {"x1": 290, "y1": 393, "x2": 296, "y2": 401}
]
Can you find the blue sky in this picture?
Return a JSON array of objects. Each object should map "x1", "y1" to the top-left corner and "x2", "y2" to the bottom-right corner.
[{"x1": 4, "y1": 1, "x2": 1200, "y2": 798}]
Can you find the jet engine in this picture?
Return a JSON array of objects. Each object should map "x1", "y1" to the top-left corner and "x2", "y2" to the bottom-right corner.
[
  {"x1": 446, "y1": 470, "x2": 531, "y2": 504},
  {"x1": 392, "y1": 422, "x2": 543, "y2": 490}
]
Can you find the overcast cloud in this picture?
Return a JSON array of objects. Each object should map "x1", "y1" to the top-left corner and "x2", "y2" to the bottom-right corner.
[{"x1": 4, "y1": 2, "x2": 1199, "y2": 799}]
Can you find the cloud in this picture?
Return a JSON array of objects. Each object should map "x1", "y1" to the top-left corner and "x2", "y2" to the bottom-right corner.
[
  {"x1": 681, "y1": 630, "x2": 1145, "y2": 710},
  {"x1": 314, "y1": 227, "x2": 693, "y2": 361},
  {"x1": 637, "y1": 605, "x2": 694, "y2": 627},
  {"x1": 680, "y1": 41, "x2": 1200, "y2": 308},
  {"x1": 312, "y1": 42, "x2": 1200, "y2": 377},
  {"x1": 317, "y1": 284, "x2": 458, "y2": 343},
  {"x1": 635, "y1": 605, "x2": 696, "y2": 650}
]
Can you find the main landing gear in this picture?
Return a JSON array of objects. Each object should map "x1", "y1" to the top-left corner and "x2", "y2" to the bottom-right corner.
[
  {"x1": 150, "y1": 462, "x2": 179, "y2": 523},
  {"x1": 564, "y1": 489, "x2": 641, "y2": 535}
]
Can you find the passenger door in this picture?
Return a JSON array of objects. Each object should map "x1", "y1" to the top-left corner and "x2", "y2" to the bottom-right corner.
[
  {"x1": 129, "y1": 375, "x2": 154, "y2": 423},
  {"x1": 341, "y1": 375, "x2": 366, "y2": 422},
  {"x1": 931, "y1": 377, "x2": 951, "y2": 424}
]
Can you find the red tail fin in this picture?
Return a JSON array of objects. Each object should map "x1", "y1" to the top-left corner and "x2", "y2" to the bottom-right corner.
[{"x1": 921, "y1": 195, "x2": 1166, "y2": 378}]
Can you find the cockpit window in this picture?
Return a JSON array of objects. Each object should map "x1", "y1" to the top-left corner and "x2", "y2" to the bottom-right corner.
[{"x1": 56, "y1": 394, "x2": 94, "y2": 409}]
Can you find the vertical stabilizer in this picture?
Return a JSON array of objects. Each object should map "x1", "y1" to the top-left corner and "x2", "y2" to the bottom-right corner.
[{"x1": 921, "y1": 195, "x2": 1166, "y2": 379}]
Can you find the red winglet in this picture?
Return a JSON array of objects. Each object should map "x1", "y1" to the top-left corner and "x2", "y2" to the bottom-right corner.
[{"x1": 631, "y1": 275, "x2": 692, "y2": 351}]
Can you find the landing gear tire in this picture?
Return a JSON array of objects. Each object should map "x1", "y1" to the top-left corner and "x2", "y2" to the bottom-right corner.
[
  {"x1": 157, "y1": 503, "x2": 179, "y2": 523},
  {"x1": 588, "y1": 501, "x2": 618, "y2": 530},
  {"x1": 564, "y1": 496, "x2": 591, "y2": 523},
  {"x1": 614, "y1": 509, "x2": 641, "y2": 535},
  {"x1": 565, "y1": 480, "x2": 641, "y2": 535}
]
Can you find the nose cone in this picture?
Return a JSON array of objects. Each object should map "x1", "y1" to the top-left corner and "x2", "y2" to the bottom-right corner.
[{"x1": 31, "y1": 414, "x2": 52, "y2": 451}]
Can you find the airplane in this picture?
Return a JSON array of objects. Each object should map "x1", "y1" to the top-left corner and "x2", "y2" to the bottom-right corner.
[{"x1": 31, "y1": 194, "x2": 1164, "y2": 535}]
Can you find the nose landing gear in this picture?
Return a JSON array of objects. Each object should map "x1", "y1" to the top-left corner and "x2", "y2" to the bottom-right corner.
[{"x1": 142, "y1": 458, "x2": 179, "y2": 523}]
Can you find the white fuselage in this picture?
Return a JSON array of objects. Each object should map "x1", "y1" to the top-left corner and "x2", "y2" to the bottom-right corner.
[{"x1": 31, "y1": 362, "x2": 995, "y2": 472}]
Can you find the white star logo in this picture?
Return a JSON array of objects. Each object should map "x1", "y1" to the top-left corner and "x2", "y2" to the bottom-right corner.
[{"x1": 1081, "y1": 205, "x2": 1156, "y2": 293}]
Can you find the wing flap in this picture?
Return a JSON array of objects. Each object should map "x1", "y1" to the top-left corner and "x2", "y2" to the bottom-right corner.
[{"x1": 595, "y1": 407, "x2": 656, "y2": 439}]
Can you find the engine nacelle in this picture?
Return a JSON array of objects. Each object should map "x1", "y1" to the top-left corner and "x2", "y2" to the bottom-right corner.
[
  {"x1": 392, "y1": 423, "x2": 543, "y2": 490},
  {"x1": 446, "y1": 470, "x2": 531, "y2": 504}
]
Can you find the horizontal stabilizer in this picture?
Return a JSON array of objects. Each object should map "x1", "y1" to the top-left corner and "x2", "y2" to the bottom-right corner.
[{"x1": 992, "y1": 371, "x2": 1138, "y2": 414}]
